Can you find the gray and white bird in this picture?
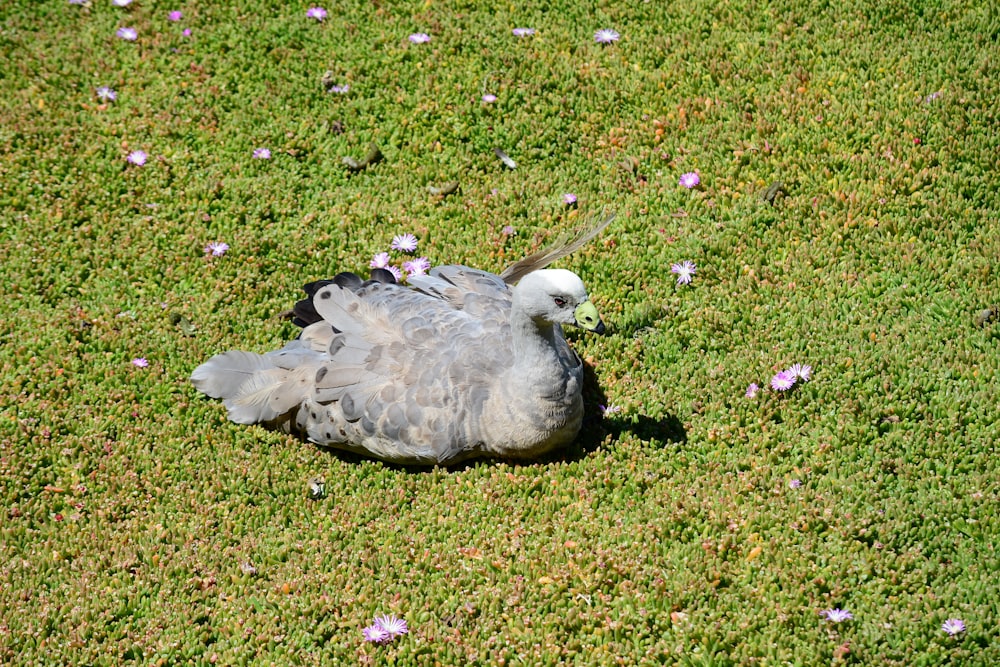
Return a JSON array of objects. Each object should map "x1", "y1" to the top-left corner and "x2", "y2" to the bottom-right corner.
[{"x1": 191, "y1": 215, "x2": 613, "y2": 465}]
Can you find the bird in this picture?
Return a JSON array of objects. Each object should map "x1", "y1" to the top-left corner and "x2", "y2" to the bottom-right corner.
[{"x1": 190, "y1": 214, "x2": 614, "y2": 465}]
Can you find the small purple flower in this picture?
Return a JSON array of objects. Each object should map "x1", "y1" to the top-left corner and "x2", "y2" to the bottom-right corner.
[
  {"x1": 253, "y1": 147, "x2": 271, "y2": 160},
  {"x1": 362, "y1": 624, "x2": 389, "y2": 643},
  {"x1": 594, "y1": 28, "x2": 620, "y2": 44},
  {"x1": 789, "y1": 479, "x2": 802, "y2": 489},
  {"x1": 391, "y1": 233, "x2": 418, "y2": 253},
  {"x1": 770, "y1": 370, "x2": 795, "y2": 391},
  {"x1": 402, "y1": 257, "x2": 431, "y2": 277},
  {"x1": 745, "y1": 383, "x2": 759, "y2": 398},
  {"x1": 679, "y1": 172, "x2": 700, "y2": 189},
  {"x1": 168, "y1": 10, "x2": 183, "y2": 21},
  {"x1": 182, "y1": 28, "x2": 192, "y2": 37},
  {"x1": 599, "y1": 403, "x2": 622, "y2": 416},
  {"x1": 96, "y1": 86, "x2": 117, "y2": 102},
  {"x1": 374, "y1": 614, "x2": 408, "y2": 639},
  {"x1": 408, "y1": 32, "x2": 431, "y2": 44},
  {"x1": 306, "y1": 6, "x2": 327, "y2": 21},
  {"x1": 671, "y1": 260, "x2": 696, "y2": 286},
  {"x1": 924, "y1": 91, "x2": 942, "y2": 103},
  {"x1": 370, "y1": 252, "x2": 391, "y2": 269},
  {"x1": 131, "y1": 357, "x2": 149, "y2": 368},
  {"x1": 327, "y1": 84, "x2": 349, "y2": 94},
  {"x1": 481, "y1": 94, "x2": 497, "y2": 103},
  {"x1": 512, "y1": 27, "x2": 536, "y2": 37},
  {"x1": 112, "y1": 0, "x2": 133, "y2": 7},
  {"x1": 68, "y1": 0, "x2": 88, "y2": 5},
  {"x1": 822, "y1": 609, "x2": 853, "y2": 623},
  {"x1": 385, "y1": 265, "x2": 403, "y2": 282},
  {"x1": 126, "y1": 150, "x2": 147, "y2": 166},
  {"x1": 501, "y1": 225, "x2": 516, "y2": 236},
  {"x1": 116, "y1": 27, "x2": 138, "y2": 41},
  {"x1": 205, "y1": 241, "x2": 229, "y2": 257},
  {"x1": 562, "y1": 193, "x2": 578, "y2": 206},
  {"x1": 942, "y1": 618, "x2": 965, "y2": 636},
  {"x1": 788, "y1": 363, "x2": 812, "y2": 382}
]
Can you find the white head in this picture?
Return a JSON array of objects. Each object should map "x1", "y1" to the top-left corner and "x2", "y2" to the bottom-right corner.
[{"x1": 513, "y1": 269, "x2": 605, "y2": 333}]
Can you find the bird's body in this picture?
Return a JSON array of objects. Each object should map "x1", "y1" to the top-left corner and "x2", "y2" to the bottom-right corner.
[
  {"x1": 191, "y1": 213, "x2": 614, "y2": 465},
  {"x1": 191, "y1": 265, "x2": 605, "y2": 464}
]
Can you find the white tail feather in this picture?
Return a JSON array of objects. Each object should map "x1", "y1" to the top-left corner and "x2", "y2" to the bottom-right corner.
[
  {"x1": 190, "y1": 351, "x2": 276, "y2": 399},
  {"x1": 192, "y1": 350, "x2": 319, "y2": 425},
  {"x1": 225, "y1": 367, "x2": 316, "y2": 424}
]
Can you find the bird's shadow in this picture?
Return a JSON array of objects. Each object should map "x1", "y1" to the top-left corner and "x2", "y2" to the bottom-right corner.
[
  {"x1": 543, "y1": 361, "x2": 686, "y2": 465},
  {"x1": 312, "y1": 361, "x2": 685, "y2": 473}
]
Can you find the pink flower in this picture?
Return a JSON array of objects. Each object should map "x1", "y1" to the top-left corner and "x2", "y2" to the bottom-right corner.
[
  {"x1": 168, "y1": 10, "x2": 183, "y2": 21},
  {"x1": 481, "y1": 94, "x2": 497, "y2": 103},
  {"x1": 745, "y1": 383, "x2": 759, "y2": 398},
  {"x1": 205, "y1": 241, "x2": 229, "y2": 257},
  {"x1": 362, "y1": 624, "x2": 389, "y2": 643},
  {"x1": 679, "y1": 172, "x2": 700, "y2": 189},
  {"x1": 131, "y1": 357, "x2": 149, "y2": 368},
  {"x1": 126, "y1": 150, "x2": 147, "y2": 166},
  {"x1": 670, "y1": 260, "x2": 696, "y2": 286},
  {"x1": 594, "y1": 28, "x2": 620, "y2": 44},
  {"x1": 562, "y1": 193, "x2": 578, "y2": 206},
  {"x1": 253, "y1": 148, "x2": 271, "y2": 159},
  {"x1": 306, "y1": 7, "x2": 327, "y2": 21},
  {"x1": 512, "y1": 28, "x2": 536, "y2": 37},
  {"x1": 391, "y1": 233, "x2": 418, "y2": 253},
  {"x1": 770, "y1": 371, "x2": 795, "y2": 391},
  {"x1": 821, "y1": 608, "x2": 853, "y2": 623},
  {"x1": 788, "y1": 363, "x2": 812, "y2": 382},
  {"x1": 942, "y1": 618, "x2": 965, "y2": 636},
  {"x1": 408, "y1": 33, "x2": 431, "y2": 44},
  {"x1": 116, "y1": 27, "x2": 138, "y2": 41},
  {"x1": 370, "y1": 252, "x2": 391, "y2": 269},
  {"x1": 362, "y1": 613, "x2": 409, "y2": 643},
  {"x1": 402, "y1": 257, "x2": 431, "y2": 277}
]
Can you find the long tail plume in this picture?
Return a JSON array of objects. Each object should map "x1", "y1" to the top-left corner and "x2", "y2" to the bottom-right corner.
[{"x1": 499, "y1": 211, "x2": 616, "y2": 284}]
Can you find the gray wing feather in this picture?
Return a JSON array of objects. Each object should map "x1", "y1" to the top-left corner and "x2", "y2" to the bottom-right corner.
[
  {"x1": 275, "y1": 277, "x2": 506, "y2": 459},
  {"x1": 311, "y1": 284, "x2": 369, "y2": 336}
]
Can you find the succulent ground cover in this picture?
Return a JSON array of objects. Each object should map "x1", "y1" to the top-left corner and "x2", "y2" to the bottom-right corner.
[{"x1": 2, "y1": 0, "x2": 998, "y2": 664}]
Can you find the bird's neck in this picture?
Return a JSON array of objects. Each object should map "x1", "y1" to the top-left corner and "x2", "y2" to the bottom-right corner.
[{"x1": 509, "y1": 304, "x2": 562, "y2": 370}]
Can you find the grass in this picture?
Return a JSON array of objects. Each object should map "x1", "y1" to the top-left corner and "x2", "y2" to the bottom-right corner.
[{"x1": 2, "y1": 0, "x2": 999, "y2": 664}]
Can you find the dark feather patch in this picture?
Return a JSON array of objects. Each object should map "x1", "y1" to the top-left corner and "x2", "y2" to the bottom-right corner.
[
  {"x1": 368, "y1": 268, "x2": 397, "y2": 284},
  {"x1": 292, "y1": 274, "x2": 364, "y2": 328}
]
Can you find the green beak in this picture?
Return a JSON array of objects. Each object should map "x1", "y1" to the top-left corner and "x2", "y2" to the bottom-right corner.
[{"x1": 574, "y1": 300, "x2": 606, "y2": 334}]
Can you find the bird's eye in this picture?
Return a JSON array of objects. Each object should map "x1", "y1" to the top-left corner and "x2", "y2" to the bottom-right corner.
[{"x1": 553, "y1": 297, "x2": 567, "y2": 307}]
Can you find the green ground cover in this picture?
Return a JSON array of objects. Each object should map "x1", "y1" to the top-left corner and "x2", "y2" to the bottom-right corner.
[{"x1": 2, "y1": 0, "x2": 998, "y2": 664}]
